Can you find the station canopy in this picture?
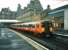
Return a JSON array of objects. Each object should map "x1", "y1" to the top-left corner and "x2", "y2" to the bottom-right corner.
[{"x1": 0, "y1": 20, "x2": 20, "y2": 23}]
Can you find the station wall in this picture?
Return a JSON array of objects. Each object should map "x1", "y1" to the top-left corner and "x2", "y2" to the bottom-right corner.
[{"x1": 64, "y1": 8, "x2": 68, "y2": 30}]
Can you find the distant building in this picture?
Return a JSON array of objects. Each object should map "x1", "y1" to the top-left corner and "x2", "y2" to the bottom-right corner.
[
  {"x1": 16, "y1": 4, "x2": 22, "y2": 17},
  {"x1": 17, "y1": 0, "x2": 43, "y2": 22},
  {"x1": 0, "y1": 8, "x2": 16, "y2": 19}
]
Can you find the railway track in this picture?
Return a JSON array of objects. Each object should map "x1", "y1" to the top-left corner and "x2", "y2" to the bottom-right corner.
[
  {"x1": 22, "y1": 32, "x2": 68, "y2": 50},
  {"x1": 18, "y1": 31, "x2": 68, "y2": 50}
]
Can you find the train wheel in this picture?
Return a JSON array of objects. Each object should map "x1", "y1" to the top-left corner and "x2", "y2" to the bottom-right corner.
[
  {"x1": 33, "y1": 33, "x2": 37, "y2": 36},
  {"x1": 33, "y1": 33, "x2": 39, "y2": 37},
  {"x1": 45, "y1": 33, "x2": 51, "y2": 38},
  {"x1": 45, "y1": 34, "x2": 51, "y2": 37},
  {"x1": 37, "y1": 34, "x2": 42, "y2": 37}
]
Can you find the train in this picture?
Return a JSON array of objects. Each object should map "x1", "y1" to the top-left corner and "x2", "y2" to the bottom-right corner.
[{"x1": 10, "y1": 20, "x2": 58, "y2": 37}]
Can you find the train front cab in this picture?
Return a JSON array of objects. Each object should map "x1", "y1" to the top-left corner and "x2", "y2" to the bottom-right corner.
[{"x1": 32, "y1": 23, "x2": 45, "y2": 36}]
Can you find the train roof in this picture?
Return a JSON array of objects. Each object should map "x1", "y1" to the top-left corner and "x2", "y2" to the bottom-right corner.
[
  {"x1": 11, "y1": 20, "x2": 50, "y2": 25},
  {"x1": 12, "y1": 21, "x2": 41, "y2": 25}
]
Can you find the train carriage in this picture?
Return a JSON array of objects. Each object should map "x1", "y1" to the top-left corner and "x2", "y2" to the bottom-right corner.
[{"x1": 10, "y1": 21, "x2": 54, "y2": 37}]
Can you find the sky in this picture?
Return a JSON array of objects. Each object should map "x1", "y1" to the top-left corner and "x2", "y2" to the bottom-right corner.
[{"x1": 0, "y1": 0, "x2": 68, "y2": 11}]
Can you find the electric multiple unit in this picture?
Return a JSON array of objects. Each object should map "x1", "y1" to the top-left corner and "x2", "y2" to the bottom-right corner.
[{"x1": 10, "y1": 21, "x2": 55, "y2": 37}]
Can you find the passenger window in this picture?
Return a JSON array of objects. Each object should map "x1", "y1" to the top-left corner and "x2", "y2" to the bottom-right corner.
[
  {"x1": 36, "y1": 24, "x2": 39, "y2": 28},
  {"x1": 29, "y1": 24, "x2": 32, "y2": 28},
  {"x1": 32, "y1": 25, "x2": 35, "y2": 28},
  {"x1": 42, "y1": 24, "x2": 44, "y2": 27}
]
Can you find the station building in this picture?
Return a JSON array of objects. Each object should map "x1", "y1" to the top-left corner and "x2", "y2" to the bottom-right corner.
[
  {"x1": 48, "y1": 4, "x2": 68, "y2": 30},
  {"x1": 0, "y1": 8, "x2": 17, "y2": 19},
  {"x1": 16, "y1": 0, "x2": 43, "y2": 22}
]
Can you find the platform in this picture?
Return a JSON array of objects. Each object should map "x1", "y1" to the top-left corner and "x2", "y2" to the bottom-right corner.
[{"x1": 0, "y1": 28, "x2": 49, "y2": 50}]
